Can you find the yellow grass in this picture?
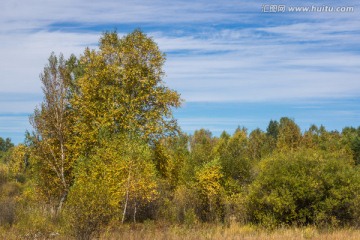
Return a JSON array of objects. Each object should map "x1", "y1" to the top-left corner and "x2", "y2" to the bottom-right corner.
[
  {"x1": 100, "y1": 223, "x2": 360, "y2": 240},
  {"x1": 2, "y1": 223, "x2": 360, "y2": 239}
]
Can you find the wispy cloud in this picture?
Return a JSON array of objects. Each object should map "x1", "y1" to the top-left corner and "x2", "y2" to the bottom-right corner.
[{"x1": 0, "y1": 0, "x2": 359, "y2": 142}]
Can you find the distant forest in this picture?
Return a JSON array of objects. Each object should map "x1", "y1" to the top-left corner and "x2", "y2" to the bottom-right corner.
[{"x1": 1, "y1": 30, "x2": 360, "y2": 240}]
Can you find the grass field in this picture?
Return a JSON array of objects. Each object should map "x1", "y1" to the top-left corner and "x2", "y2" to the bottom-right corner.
[
  {"x1": 2, "y1": 223, "x2": 360, "y2": 239},
  {"x1": 99, "y1": 223, "x2": 360, "y2": 240}
]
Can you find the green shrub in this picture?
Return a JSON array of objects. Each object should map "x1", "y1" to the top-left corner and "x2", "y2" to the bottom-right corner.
[
  {"x1": 247, "y1": 149, "x2": 360, "y2": 227},
  {"x1": 184, "y1": 209, "x2": 198, "y2": 226},
  {"x1": 224, "y1": 193, "x2": 248, "y2": 225}
]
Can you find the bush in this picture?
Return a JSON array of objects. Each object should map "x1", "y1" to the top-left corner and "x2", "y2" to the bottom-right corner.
[
  {"x1": 66, "y1": 135, "x2": 158, "y2": 239},
  {"x1": 247, "y1": 149, "x2": 360, "y2": 227},
  {"x1": 172, "y1": 185, "x2": 199, "y2": 224},
  {"x1": 11, "y1": 181, "x2": 62, "y2": 239},
  {"x1": 0, "y1": 164, "x2": 8, "y2": 187},
  {"x1": 223, "y1": 193, "x2": 248, "y2": 225},
  {"x1": 14, "y1": 204, "x2": 59, "y2": 239},
  {"x1": 0, "y1": 169, "x2": 21, "y2": 227},
  {"x1": 0, "y1": 197, "x2": 16, "y2": 226}
]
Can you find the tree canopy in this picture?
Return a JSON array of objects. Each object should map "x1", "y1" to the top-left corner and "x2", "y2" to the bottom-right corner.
[{"x1": 71, "y1": 30, "x2": 181, "y2": 157}]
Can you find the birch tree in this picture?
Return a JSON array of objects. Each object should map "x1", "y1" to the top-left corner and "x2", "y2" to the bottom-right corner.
[
  {"x1": 71, "y1": 30, "x2": 181, "y2": 157},
  {"x1": 67, "y1": 135, "x2": 158, "y2": 239},
  {"x1": 29, "y1": 53, "x2": 74, "y2": 212}
]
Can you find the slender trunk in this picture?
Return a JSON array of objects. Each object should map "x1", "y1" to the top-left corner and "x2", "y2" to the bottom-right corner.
[
  {"x1": 58, "y1": 141, "x2": 68, "y2": 215},
  {"x1": 57, "y1": 190, "x2": 68, "y2": 214},
  {"x1": 122, "y1": 170, "x2": 131, "y2": 224},
  {"x1": 122, "y1": 190, "x2": 129, "y2": 224},
  {"x1": 133, "y1": 202, "x2": 137, "y2": 223},
  {"x1": 209, "y1": 197, "x2": 213, "y2": 222},
  {"x1": 60, "y1": 139, "x2": 67, "y2": 189}
]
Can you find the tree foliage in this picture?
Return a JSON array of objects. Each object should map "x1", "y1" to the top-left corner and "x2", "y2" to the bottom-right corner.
[
  {"x1": 276, "y1": 117, "x2": 302, "y2": 151},
  {"x1": 67, "y1": 135, "x2": 158, "y2": 239},
  {"x1": 248, "y1": 148, "x2": 360, "y2": 227},
  {"x1": 71, "y1": 30, "x2": 181, "y2": 157},
  {"x1": 29, "y1": 53, "x2": 74, "y2": 212},
  {"x1": 25, "y1": 30, "x2": 180, "y2": 215},
  {"x1": 0, "y1": 137, "x2": 13, "y2": 153},
  {"x1": 195, "y1": 159, "x2": 224, "y2": 222},
  {"x1": 214, "y1": 127, "x2": 252, "y2": 196}
]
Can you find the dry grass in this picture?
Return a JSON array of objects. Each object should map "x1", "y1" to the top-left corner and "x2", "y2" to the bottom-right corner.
[
  {"x1": 99, "y1": 223, "x2": 360, "y2": 240},
  {"x1": 1, "y1": 223, "x2": 360, "y2": 240}
]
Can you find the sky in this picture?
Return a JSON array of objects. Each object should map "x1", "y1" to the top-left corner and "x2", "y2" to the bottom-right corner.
[{"x1": 1, "y1": 0, "x2": 360, "y2": 144}]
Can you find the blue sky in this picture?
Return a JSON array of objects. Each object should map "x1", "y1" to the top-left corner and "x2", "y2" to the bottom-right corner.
[{"x1": 1, "y1": 0, "x2": 360, "y2": 143}]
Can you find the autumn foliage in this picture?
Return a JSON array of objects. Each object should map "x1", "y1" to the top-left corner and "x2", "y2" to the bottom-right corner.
[{"x1": 1, "y1": 31, "x2": 360, "y2": 239}]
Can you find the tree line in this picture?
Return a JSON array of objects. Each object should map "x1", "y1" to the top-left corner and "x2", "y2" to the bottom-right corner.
[{"x1": 1, "y1": 30, "x2": 360, "y2": 239}]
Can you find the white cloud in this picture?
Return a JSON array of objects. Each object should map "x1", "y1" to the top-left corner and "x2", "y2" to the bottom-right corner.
[
  {"x1": 0, "y1": 0, "x2": 359, "y2": 142},
  {"x1": 0, "y1": 0, "x2": 259, "y2": 34},
  {"x1": 0, "y1": 31, "x2": 99, "y2": 95}
]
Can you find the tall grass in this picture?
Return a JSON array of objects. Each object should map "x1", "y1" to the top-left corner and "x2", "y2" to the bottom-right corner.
[
  {"x1": 99, "y1": 223, "x2": 360, "y2": 240},
  {"x1": 1, "y1": 222, "x2": 360, "y2": 239}
]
